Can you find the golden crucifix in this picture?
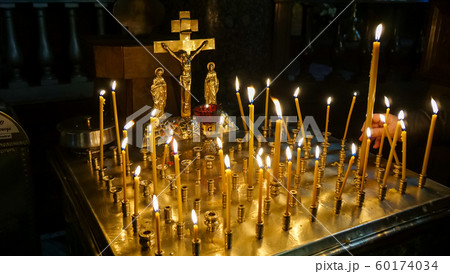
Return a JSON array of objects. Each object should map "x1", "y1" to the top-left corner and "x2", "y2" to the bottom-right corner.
[{"x1": 154, "y1": 11, "x2": 215, "y2": 117}]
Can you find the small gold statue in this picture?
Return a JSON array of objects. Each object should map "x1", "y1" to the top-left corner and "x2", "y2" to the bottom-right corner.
[
  {"x1": 150, "y1": 67, "x2": 167, "y2": 116},
  {"x1": 204, "y1": 62, "x2": 219, "y2": 105}
]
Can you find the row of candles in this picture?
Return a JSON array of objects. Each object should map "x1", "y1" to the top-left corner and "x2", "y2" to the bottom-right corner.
[{"x1": 96, "y1": 23, "x2": 440, "y2": 254}]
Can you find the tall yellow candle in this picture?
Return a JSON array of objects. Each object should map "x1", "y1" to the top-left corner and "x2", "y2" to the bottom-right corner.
[
  {"x1": 235, "y1": 77, "x2": 248, "y2": 132},
  {"x1": 219, "y1": 115, "x2": 225, "y2": 142},
  {"x1": 133, "y1": 166, "x2": 141, "y2": 215},
  {"x1": 224, "y1": 155, "x2": 232, "y2": 232},
  {"x1": 217, "y1": 137, "x2": 226, "y2": 192},
  {"x1": 421, "y1": 98, "x2": 439, "y2": 176},
  {"x1": 295, "y1": 138, "x2": 303, "y2": 176},
  {"x1": 293, "y1": 87, "x2": 305, "y2": 144},
  {"x1": 360, "y1": 24, "x2": 383, "y2": 175},
  {"x1": 324, "y1": 97, "x2": 332, "y2": 143},
  {"x1": 311, "y1": 146, "x2": 320, "y2": 207},
  {"x1": 342, "y1": 92, "x2": 357, "y2": 143},
  {"x1": 121, "y1": 138, "x2": 128, "y2": 201},
  {"x1": 161, "y1": 134, "x2": 173, "y2": 167},
  {"x1": 99, "y1": 90, "x2": 106, "y2": 172},
  {"x1": 111, "y1": 81, "x2": 122, "y2": 162},
  {"x1": 256, "y1": 155, "x2": 264, "y2": 223},
  {"x1": 401, "y1": 121, "x2": 407, "y2": 181},
  {"x1": 272, "y1": 97, "x2": 283, "y2": 181},
  {"x1": 264, "y1": 79, "x2": 271, "y2": 130},
  {"x1": 123, "y1": 120, "x2": 135, "y2": 169},
  {"x1": 173, "y1": 139, "x2": 183, "y2": 222},
  {"x1": 378, "y1": 114, "x2": 387, "y2": 154},
  {"x1": 150, "y1": 109, "x2": 158, "y2": 190},
  {"x1": 338, "y1": 144, "x2": 356, "y2": 199},
  {"x1": 384, "y1": 121, "x2": 400, "y2": 165},
  {"x1": 382, "y1": 111, "x2": 404, "y2": 187},
  {"x1": 285, "y1": 147, "x2": 292, "y2": 215},
  {"x1": 265, "y1": 156, "x2": 271, "y2": 199},
  {"x1": 191, "y1": 209, "x2": 198, "y2": 242},
  {"x1": 248, "y1": 87, "x2": 255, "y2": 188},
  {"x1": 360, "y1": 128, "x2": 371, "y2": 191},
  {"x1": 152, "y1": 195, "x2": 162, "y2": 254}
]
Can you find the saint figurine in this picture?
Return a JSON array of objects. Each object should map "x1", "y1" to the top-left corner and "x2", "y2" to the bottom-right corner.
[
  {"x1": 150, "y1": 67, "x2": 167, "y2": 116},
  {"x1": 161, "y1": 40, "x2": 209, "y2": 117},
  {"x1": 204, "y1": 62, "x2": 219, "y2": 105}
]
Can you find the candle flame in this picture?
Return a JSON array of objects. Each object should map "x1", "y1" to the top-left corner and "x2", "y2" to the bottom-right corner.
[
  {"x1": 384, "y1": 96, "x2": 390, "y2": 108},
  {"x1": 380, "y1": 114, "x2": 386, "y2": 123},
  {"x1": 173, "y1": 139, "x2": 178, "y2": 154},
  {"x1": 99, "y1": 90, "x2": 106, "y2": 96},
  {"x1": 134, "y1": 165, "x2": 141, "y2": 177},
  {"x1": 266, "y1": 78, "x2": 271, "y2": 87},
  {"x1": 220, "y1": 115, "x2": 225, "y2": 125},
  {"x1": 224, "y1": 154, "x2": 230, "y2": 169},
  {"x1": 257, "y1": 155, "x2": 263, "y2": 168},
  {"x1": 294, "y1": 87, "x2": 300, "y2": 98},
  {"x1": 216, "y1": 137, "x2": 222, "y2": 149},
  {"x1": 165, "y1": 135, "x2": 173, "y2": 145},
  {"x1": 152, "y1": 195, "x2": 159, "y2": 212},
  {"x1": 266, "y1": 155, "x2": 271, "y2": 169},
  {"x1": 247, "y1": 86, "x2": 255, "y2": 103},
  {"x1": 258, "y1": 147, "x2": 263, "y2": 156},
  {"x1": 398, "y1": 110, "x2": 405, "y2": 120},
  {"x1": 286, "y1": 147, "x2": 292, "y2": 161},
  {"x1": 315, "y1": 146, "x2": 320, "y2": 159},
  {"x1": 351, "y1": 143, "x2": 356, "y2": 155},
  {"x1": 124, "y1": 120, "x2": 135, "y2": 130},
  {"x1": 112, "y1": 81, "x2": 117, "y2": 91},
  {"x1": 431, "y1": 98, "x2": 439, "y2": 114},
  {"x1": 353, "y1": 91, "x2": 358, "y2": 97},
  {"x1": 121, "y1": 137, "x2": 128, "y2": 150},
  {"x1": 400, "y1": 120, "x2": 406, "y2": 130},
  {"x1": 366, "y1": 127, "x2": 372, "y2": 139},
  {"x1": 235, "y1": 76, "x2": 240, "y2": 92},
  {"x1": 150, "y1": 109, "x2": 158, "y2": 117},
  {"x1": 206, "y1": 104, "x2": 209, "y2": 109},
  {"x1": 191, "y1": 209, "x2": 197, "y2": 225},
  {"x1": 298, "y1": 137, "x2": 304, "y2": 147},
  {"x1": 327, "y1": 97, "x2": 332, "y2": 105},
  {"x1": 375, "y1": 24, "x2": 383, "y2": 41},
  {"x1": 271, "y1": 97, "x2": 282, "y2": 119},
  {"x1": 148, "y1": 124, "x2": 152, "y2": 133}
]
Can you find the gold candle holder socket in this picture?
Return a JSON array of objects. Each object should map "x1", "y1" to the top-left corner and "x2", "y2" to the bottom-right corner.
[
  {"x1": 294, "y1": 174, "x2": 301, "y2": 188},
  {"x1": 317, "y1": 167, "x2": 325, "y2": 184},
  {"x1": 379, "y1": 185, "x2": 387, "y2": 201},
  {"x1": 243, "y1": 157, "x2": 248, "y2": 173},
  {"x1": 315, "y1": 184, "x2": 322, "y2": 199},
  {"x1": 196, "y1": 168, "x2": 202, "y2": 181},
  {"x1": 224, "y1": 231, "x2": 233, "y2": 250},
  {"x1": 270, "y1": 182, "x2": 280, "y2": 197},
  {"x1": 232, "y1": 173, "x2": 238, "y2": 190},
  {"x1": 205, "y1": 155, "x2": 215, "y2": 169},
  {"x1": 155, "y1": 250, "x2": 164, "y2": 256},
  {"x1": 140, "y1": 149, "x2": 148, "y2": 161},
  {"x1": 193, "y1": 198, "x2": 201, "y2": 213},
  {"x1": 176, "y1": 221, "x2": 185, "y2": 240},
  {"x1": 236, "y1": 138, "x2": 243, "y2": 151},
  {"x1": 182, "y1": 159, "x2": 192, "y2": 173},
  {"x1": 282, "y1": 212, "x2": 291, "y2": 231},
  {"x1": 247, "y1": 186, "x2": 254, "y2": 202},
  {"x1": 122, "y1": 200, "x2": 130, "y2": 216},
  {"x1": 207, "y1": 179, "x2": 215, "y2": 196},
  {"x1": 337, "y1": 163, "x2": 344, "y2": 178},
  {"x1": 334, "y1": 197, "x2": 343, "y2": 214},
  {"x1": 376, "y1": 168, "x2": 385, "y2": 185},
  {"x1": 393, "y1": 163, "x2": 401, "y2": 178},
  {"x1": 300, "y1": 159, "x2": 307, "y2": 174},
  {"x1": 140, "y1": 180, "x2": 151, "y2": 197},
  {"x1": 339, "y1": 148, "x2": 346, "y2": 165},
  {"x1": 229, "y1": 147, "x2": 235, "y2": 160},
  {"x1": 263, "y1": 197, "x2": 271, "y2": 215},
  {"x1": 268, "y1": 142, "x2": 274, "y2": 155},
  {"x1": 204, "y1": 211, "x2": 219, "y2": 232},
  {"x1": 164, "y1": 206, "x2": 172, "y2": 224},
  {"x1": 319, "y1": 154, "x2": 327, "y2": 168},
  {"x1": 356, "y1": 190, "x2": 365, "y2": 207},
  {"x1": 375, "y1": 154, "x2": 382, "y2": 168},
  {"x1": 126, "y1": 163, "x2": 133, "y2": 175},
  {"x1": 399, "y1": 179, "x2": 407, "y2": 194},
  {"x1": 181, "y1": 186, "x2": 188, "y2": 202},
  {"x1": 138, "y1": 229, "x2": 154, "y2": 250},
  {"x1": 157, "y1": 164, "x2": 167, "y2": 178},
  {"x1": 193, "y1": 146, "x2": 202, "y2": 158},
  {"x1": 335, "y1": 178, "x2": 343, "y2": 194},
  {"x1": 419, "y1": 174, "x2": 427, "y2": 188},
  {"x1": 237, "y1": 204, "x2": 245, "y2": 223},
  {"x1": 132, "y1": 214, "x2": 138, "y2": 232},
  {"x1": 103, "y1": 175, "x2": 113, "y2": 191},
  {"x1": 192, "y1": 239, "x2": 201, "y2": 256},
  {"x1": 255, "y1": 221, "x2": 264, "y2": 239},
  {"x1": 98, "y1": 168, "x2": 106, "y2": 181},
  {"x1": 289, "y1": 190, "x2": 298, "y2": 208},
  {"x1": 110, "y1": 186, "x2": 122, "y2": 203},
  {"x1": 279, "y1": 163, "x2": 285, "y2": 179},
  {"x1": 309, "y1": 205, "x2": 318, "y2": 222},
  {"x1": 262, "y1": 128, "x2": 268, "y2": 138}
]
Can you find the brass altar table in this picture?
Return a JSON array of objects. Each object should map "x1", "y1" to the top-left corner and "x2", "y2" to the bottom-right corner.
[{"x1": 50, "y1": 136, "x2": 450, "y2": 256}]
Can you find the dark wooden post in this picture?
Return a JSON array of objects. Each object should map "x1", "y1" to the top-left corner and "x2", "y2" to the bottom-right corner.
[{"x1": 272, "y1": 0, "x2": 294, "y2": 71}]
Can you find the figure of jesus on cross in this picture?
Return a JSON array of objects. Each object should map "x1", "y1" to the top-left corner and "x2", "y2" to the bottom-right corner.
[{"x1": 154, "y1": 11, "x2": 215, "y2": 117}]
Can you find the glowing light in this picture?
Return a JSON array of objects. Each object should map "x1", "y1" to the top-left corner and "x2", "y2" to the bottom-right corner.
[
  {"x1": 150, "y1": 109, "x2": 157, "y2": 117},
  {"x1": 375, "y1": 24, "x2": 383, "y2": 41},
  {"x1": 165, "y1": 135, "x2": 173, "y2": 145},
  {"x1": 400, "y1": 120, "x2": 406, "y2": 130},
  {"x1": 247, "y1": 86, "x2": 255, "y2": 103},
  {"x1": 431, "y1": 98, "x2": 439, "y2": 114},
  {"x1": 235, "y1": 76, "x2": 240, "y2": 92},
  {"x1": 121, "y1": 137, "x2": 128, "y2": 150},
  {"x1": 327, "y1": 97, "x2": 332, "y2": 105},
  {"x1": 257, "y1": 155, "x2": 263, "y2": 168},
  {"x1": 152, "y1": 195, "x2": 159, "y2": 212},
  {"x1": 294, "y1": 87, "x2": 300, "y2": 98},
  {"x1": 220, "y1": 115, "x2": 225, "y2": 125},
  {"x1": 271, "y1": 97, "x2": 282, "y2": 119},
  {"x1": 286, "y1": 147, "x2": 292, "y2": 161},
  {"x1": 99, "y1": 90, "x2": 106, "y2": 96},
  {"x1": 298, "y1": 137, "x2": 304, "y2": 147},
  {"x1": 258, "y1": 148, "x2": 263, "y2": 156},
  {"x1": 266, "y1": 155, "x2": 271, "y2": 169},
  {"x1": 398, "y1": 110, "x2": 405, "y2": 120},
  {"x1": 315, "y1": 146, "x2": 320, "y2": 159},
  {"x1": 216, "y1": 137, "x2": 222, "y2": 149},
  {"x1": 173, "y1": 139, "x2": 178, "y2": 154},
  {"x1": 384, "y1": 96, "x2": 390, "y2": 108},
  {"x1": 266, "y1": 78, "x2": 271, "y2": 87},
  {"x1": 124, "y1": 120, "x2": 135, "y2": 130},
  {"x1": 351, "y1": 143, "x2": 356, "y2": 155},
  {"x1": 353, "y1": 91, "x2": 358, "y2": 96},
  {"x1": 191, "y1": 209, "x2": 197, "y2": 225},
  {"x1": 112, "y1": 81, "x2": 117, "y2": 91},
  {"x1": 366, "y1": 127, "x2": 372, "y2": 139},
  {"x1": 380, "y1": 114, "x2": 386, "y2": 123},
  {"x1": 134, "y1": 166, "x2": 141, "y2": 177},
  {"x1": 224, "y1": 155, "x2": 230, "y2": 169}
]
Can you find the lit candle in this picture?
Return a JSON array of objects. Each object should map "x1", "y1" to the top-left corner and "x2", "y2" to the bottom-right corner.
[
  {"x1": 219, "y1": 115, "x2": 225, "y2": 141},
  {"x1": 311, "y1": 146, "x2": 320, "y2": 207},
  {"x1": 324, "y1": 97, "x2": 332, "y2": 143},
  {"x1": 271, "y1": 97, "x2": 283, "y2": 181},
  {"x1": 342, "y1": 92, "x2": 357, "y2": 143},
  {"x1": 400, "y1": 120, "x2": 407, "y2": 181},
  {"x1": 153, "y1": 195, "x2": 162, "y2": 254},
  {"x1": 383, "y1": 121, "x2": 401, "y2": 165},
  {"x1": 265, "y1": 156, "x2": 271, "y2": 199},
  {"x1": 384, "y1": 96, "x2": 391, "y2": 119},
  {"x1": 382, "y1": 110, "x2": 404, "y2": 187},
  {"x1": 224, "y1": 155, "x2": 232, "y2": 233},
  {"x1": 421, "y1": 98, "x2": 439, "y2": 177},
  {"x1": 293, "y1": 87, "x2": 305, "y2": 144},
  {"x1": 191, "y1": 209, "x2": 198, "y2": 242},
  {"x1": 256, "y1": 155, "x2": 264, "y2": 223},
  {"x1": 121, "y1": 137, "x2": 128, "y2": 201},
  {"x1": 360, "y1": 24, "x2": 383, "y2": 175},
  {"x1": 338, "y1": 144, "x2": 356, "y2": 199},
  {"x1": 99, "y1": 90, "x2": 106, "y2": 173},
  {"x1": 378, "y1": 114, "x2": 387, "y2": 154},
  {"x1": 264, "y1": 78, "x2": 271, "y2": 130},
  {"x1": 161, "y1": 133, "x2": 173, "y2": 167},
  {"x1": 111, "y1": 81, "x2": 122, "y2": 162},
  {"x1": 217, "y1": 137, "x2": 226, "y2": 192},
  {"x1": 235, "y1": 77, "x2": 248, "y2": 132},
  {"x1": 173, "y1": 139, "x2": 183, "y2": 222},
  {"x1": 123, "y1": 120, "x2": 135, "y2": 169},
  {"x1": 150, "y1": 109, "x2": 158, "y2": 190},
  {"x1": 296, "y1": 138, "x2": 303, "y2": 176},
  {"x1": 133, "y1": 166, "x2": 141, "y2": 215},
  {"x1": 360, "y1": 128, "x2": 371, "y2": 191},
  {"x1": 248, "y1": 86, "x2": 255, "y2": 188},
  {"x1": 285, "y1": 147, "x2": 292, "y2": 215}
]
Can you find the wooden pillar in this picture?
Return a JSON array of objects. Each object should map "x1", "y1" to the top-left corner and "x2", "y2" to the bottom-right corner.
[
  {"x1": 2, "y1": 4, "x2": 27, "y2": 88},
  {"x1": 272, "y1": 0, "x2": 294, "y2": 71},
  {"x1": 66, "y1": 3, "x2": 87, "y2": 83},
  {"x1": 34, "y1": 3, "x2": 57, "y2": 85},
  {"x1": 95, "y1": 3, "x2": 105, "y2": 35}
]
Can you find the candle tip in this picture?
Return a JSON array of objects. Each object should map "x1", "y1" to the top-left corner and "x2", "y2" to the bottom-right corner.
[
  {"x1": 353, "y1": 91, "x2": 358, "y2": 97},
  {"x1": 99, "y1": 90, "x2": 106, "y2": 96},
  {"x1": 247, "y1": 86, "x2": 255, "y2": 103},
  {"x1": 266, "y1": 78, "x2": 271, "y2": 87},
  {"x1": 257, "y1": 155, "x2": 263, "y2": 168},
  {"x1": 286, "y1": 147, "x2": 292, "y2": 161},
  {"x1": 235, "y1": 76, "x2": 240, "y2": 92},
  {"x1": 121, "y1": 137, "x2": 128, "y2": 150},
  {"x1": 351, "y1": 143, "x2": 356, "y2": 155},
  {"x1": 257, "y1": 147, "x2": 263, "y2": 156},
  {"x1": 220, "y1": 115, "x2": 225, "y2": 125},
  {"x1": 400, "y1": 120, "x2": 406, "y2": 130},
  {"x1": 152, "y1": 195, "x2": 159, "y2": 212},
  {"x1": 366, "y1": 127, "x2": 371, "y2": 139},
  {"x1": 294, "y1": 87, "x2": 300, "y2": 98},
  {"x1": 384, "y1": 96, "x2": 390, "y2": 108},
  {"x1": 375, "y1": 24, "x2": 383, "y2": 41},
  {"x1": 216, "y1": 137, "x2": 222, "y2": 149},
  {"x1": 271, "y1": 97, "x2": 282, "y2": 118},
  {"x1": 191, "y1": 209, "x2": 197, "y2": 225},
  {"x1": 150, "y1": 109, "x2": 158, "y2": 117},
  {"x1": 224, "y1": 154, "x2": 230, "y2": 169},
  {"x1": 327, "y1": 97, "x2": 332, "y2": 105},
  {"x1": 266, "y1": 155, "x2": 271, "y2": 169},
  {"x1": 431, "y1": 98, "x2": 439, "y2": 114},
  {"x1": 298, "y1": 138, "x2": 304, "y2": 147},
  {"x1": 173, "y1": 139, "x2": 178, "y2": 154},
  {"x1": 165, "y1": 135, "x2": 173, "y2": 145},
  {"x1": 124, "y1": 120, "x2": 135, "y2": 130},
  {"x1": 398, "y1": 110, "x2": 405, "y2": 120},
  {"x1": 112, "y1": 81, "x2": 117, "y2": 91},
  {"x1": 380, "y1": 114, "x2": 386, "y2": 123},
  {"x1": 315, "y1": 146, "x2": 320, "y2": 159},
  {"x1": 134, "y1": 166, "x2": 141, "y2": 177}
]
